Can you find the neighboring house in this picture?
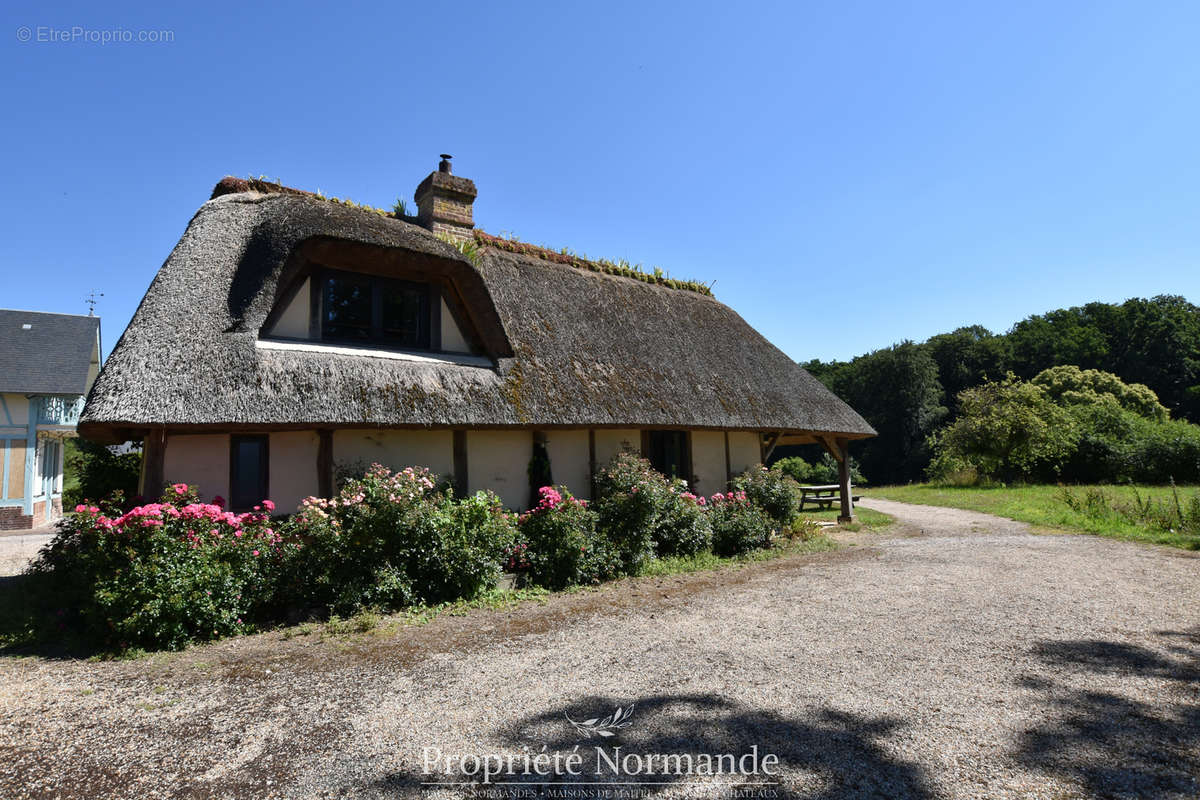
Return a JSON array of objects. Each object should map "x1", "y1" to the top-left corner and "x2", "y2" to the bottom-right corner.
[
  {"x1": 80, "y1": 158, "x2": 874, "y2": 518},
  {"x1": 0, "y1": 310, "x2": 101, "y2": 529}
]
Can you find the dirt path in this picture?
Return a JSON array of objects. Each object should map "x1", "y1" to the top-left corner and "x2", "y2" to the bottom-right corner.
[{"x1": 2, "y1": 501, "x2": 1197, "y2": 799}]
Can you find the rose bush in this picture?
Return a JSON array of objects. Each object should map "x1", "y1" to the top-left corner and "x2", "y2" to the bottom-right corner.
[
  {"x1": 30, "y1": 484, "x2": 285, "y2": 650},
  {"x1": 285, "y1": 465, "x2": 515, "y2": 614},
  {"x1": 707, "y1": 490, "x2": 774, "y2": 556},
  {"x1": 653, "y1": 482, "x2": 713, "y2": 558},
  {"x1": 732, "y1": 466, "x2": 801, "y2": 528},
  {"x1": 591, "y1": 450, "x2": 669, "y2": 572},
  {"x1": 518, "y1": 486, "x2": 616, "y2": 590}
]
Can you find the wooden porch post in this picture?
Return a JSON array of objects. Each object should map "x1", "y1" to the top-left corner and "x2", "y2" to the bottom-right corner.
[
  {"x1": 452, "y1": 430, "x2": 468, "y2": 497},
  {"x1": 587, "y1": 429, "x2": 597, "y2": 500},
  {"x1": 317, "y1": 429, "x2": 333, "y2": 498},
  {"x1": 723, "y1": 431, "x2": 732, "y2": 486},
  {"x1": 140, "y1": 427, "x2": 166, "y2": 499},
  {"x1": 836, "y1": 437, "x2": 854, "y2": 523}
]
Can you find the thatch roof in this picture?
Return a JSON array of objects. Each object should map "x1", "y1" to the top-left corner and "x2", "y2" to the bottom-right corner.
[
  {"x1": 0, "y1": 309, "x2": 99, "y2": 395},
  {"x1": 80, "y1": 185, "x2": 875, "y2": 442}
]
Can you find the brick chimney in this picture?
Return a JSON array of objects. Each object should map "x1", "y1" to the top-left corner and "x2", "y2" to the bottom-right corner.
[{"x1": 414, "y1": 154, "x2": 477, "y2": 242}]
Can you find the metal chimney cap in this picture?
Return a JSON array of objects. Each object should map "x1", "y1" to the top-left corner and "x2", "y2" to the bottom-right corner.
[{"x1": 438, "y1": 154, "x2": 453, "y2": 173}]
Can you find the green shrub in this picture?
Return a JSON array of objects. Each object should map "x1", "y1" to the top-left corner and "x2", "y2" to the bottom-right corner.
[
  {"x1": 732, "y1": 466, "x2": 800, "y2": 527},
  {"x1": 592, "y1": 450, "x2": 669, "y2": 573},
  {"x1": 30, "y1": 485, "x2": 284, "y2": 650},
  {"x1": 1032, "y1": 365, "x2": 1169, "y2": 422},
  {"x1": 774, "y1": 454, "x2": 866, "y2": 486},
  {"x1": 519, "y1": 486, "x2": 615, "y2": 589},
  {"x1": 63, "y1": 438, "x2": 142, "y2": 510},
  {"x1": 652, "y1": 483, "x2": 713, "y2": 558},
  {"x1": 930, "y1": 371, "x2": 1200, "y2": 485},
  {"x1": 286, "y1": 466, "x2": 514, "y2": 615},
  {"x1": 926, "y1": 375, "x2": 1079, "y2": 482},
  {"x1": 708, "y1": 492, "x2": 774, "y2": 556}
]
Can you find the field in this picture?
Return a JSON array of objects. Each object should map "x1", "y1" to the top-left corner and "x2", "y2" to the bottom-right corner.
[{"x1": 867, "y1": 483, "x2": 1200, "y2": 549}]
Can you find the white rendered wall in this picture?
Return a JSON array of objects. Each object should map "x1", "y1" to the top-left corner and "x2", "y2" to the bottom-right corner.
[
  {"x1": 268, "y1": 278, "x2": 311, "y2": 339},
  {"x1": 269, "y1": 431, "x2": 319, "y2": 512},
  {"x1": 593, "y1": 429, "x2": 640, "y2": 472},
  {"x1": 440, "y1": 298, "x2": 470, "y2": 353},
  {"x1": 690, "y1": 430, "x2": 727, "y2": 495},
  {"x1": 543, "y1": 430, "x2": 591, "y2": 501},
  {"x1": 0, "y1": 394, "x2": 29, "y2": 427},
  {"x1": 332, "y1": 429, "x2": 454, "y2": 483},
  {"x1": 467, "y1": 430, "x2": 531, "y2": 510},
  {"x1": 163, "y1": 434, "x2": 229, "y2": 503},
  {"x1": 728, "y1": 431, "x2": 762, "y2": 477}
]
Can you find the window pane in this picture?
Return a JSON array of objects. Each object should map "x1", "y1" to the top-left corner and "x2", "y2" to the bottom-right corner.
[
  {"x1": 322, "y1": 275, "x2": 372, "y2": 342},
  {"x1": 381, "y1": 284, "x2": 428, "y2": 348},
  {"x1": 231, "y1": 437, "x2": 266, "y2": 510},
  {"x1": 647, "y1": 431, "x2": 688, "y2": 479}
]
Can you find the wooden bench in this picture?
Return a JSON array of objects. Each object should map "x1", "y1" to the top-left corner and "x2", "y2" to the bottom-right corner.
[{"x1": 798, "y1": 484, "x2": 862, "y2": 511}]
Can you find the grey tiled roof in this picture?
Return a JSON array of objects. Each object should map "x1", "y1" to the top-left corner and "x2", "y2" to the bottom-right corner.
[{"x1": 0, "y1": 310, "x2": 99, "y2": 395}]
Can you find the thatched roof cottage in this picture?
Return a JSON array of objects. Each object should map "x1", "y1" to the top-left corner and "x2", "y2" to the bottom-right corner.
[{"x1": 81, "y1": 158, "x2": 874, "y2": 518}]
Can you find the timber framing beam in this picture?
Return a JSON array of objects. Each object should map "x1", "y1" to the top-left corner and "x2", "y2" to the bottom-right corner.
[
  {"x1": 761, "y1": 432, "x2": 782, "y2": 463},
  {"x1": 140, "y1": 427, "x2": 167, "y2": 498}
]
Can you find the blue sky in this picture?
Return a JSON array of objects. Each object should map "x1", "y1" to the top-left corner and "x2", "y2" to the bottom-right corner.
[{"x1": 3, "y1": 1, "x2": 1198, "y2": 363}]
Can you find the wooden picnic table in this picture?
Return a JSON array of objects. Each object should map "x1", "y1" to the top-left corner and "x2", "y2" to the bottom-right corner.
[{"x1": 798, "y1": 484, "x2": 862, "y2": 511}]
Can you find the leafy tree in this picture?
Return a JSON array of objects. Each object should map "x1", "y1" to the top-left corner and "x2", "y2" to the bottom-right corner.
[
  {"x1": 927, "y1": 375, "x2": 1078, "y2": 483},
  {"x1": 1032, "y1": 365, "x2": 1168, "y2": 422},
  {"x1": 1106, "y1": 295, "x2": 1200, "y2": 421},
  {"x1": 1006, "y1": 295, "x2": 1200, "y2": 420},
  {"x1": 1007, "y1": 302, "x2": 1117, "y2": 377},
  {"x1": 63, "y1": 438, "x2": 142, "y2": 508},
  {"x1": 802, "y1": 295, "x2": 1200, "y2": 482},
  {"x1": 924, "y1": 325, "x2": 1010, "y2": 415},
  {"x1": 817, "y1": 342, "x2": 946, "y2": 484}
]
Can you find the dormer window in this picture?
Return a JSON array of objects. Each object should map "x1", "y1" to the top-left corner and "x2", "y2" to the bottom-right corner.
[{"x1": 319, "y1": 269, "x2": 432, "y2": 349}]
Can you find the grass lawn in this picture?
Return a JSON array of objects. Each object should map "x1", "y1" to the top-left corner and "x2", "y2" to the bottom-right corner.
[{"x1": 866, "y1": 483, "x2": 1200, "y2": 550}]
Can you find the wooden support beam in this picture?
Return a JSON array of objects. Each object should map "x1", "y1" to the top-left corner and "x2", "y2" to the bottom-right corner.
[
  {"x1": 588, "y1": 429, "x2": 597, "y2": 500},
  {"x1": 762, "y1": 432, "x2": 781, "y2": 463},
  {"x1": 836, "y1": 437, "x2": 854, "y2": 523},
  {"x1": 317, "y1": 429, "x2": 333, "y2": 498},
  {"x1": 140, "y1": 427, "x2": 166, "y2": 498},
  {"x1": 453, "y1": 430, "x2": 468, "y2": 497},
  {"x1": 817, "y1": 435, "x2": 843, "y2": 463},
  {"x1": 724, "y1": 431, "x2": 732, "y2": 486}
]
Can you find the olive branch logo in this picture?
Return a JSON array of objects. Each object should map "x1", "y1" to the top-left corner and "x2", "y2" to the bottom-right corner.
[{"x1": 565, "y1": 704, "x2": 636, "y2": 738}]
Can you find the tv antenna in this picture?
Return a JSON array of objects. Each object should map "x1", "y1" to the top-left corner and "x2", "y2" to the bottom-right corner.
[{"x1": 86, "y1": 289, "x2": 104, "y2": 316}]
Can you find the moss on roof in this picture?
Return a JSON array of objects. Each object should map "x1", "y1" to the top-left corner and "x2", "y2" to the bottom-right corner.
[
  {"x1": 472, "y1": 231, "x2": 713, "y2": 296},
  {"x1": 210, "y1": 176, "x2": 715, "y2": 296}
]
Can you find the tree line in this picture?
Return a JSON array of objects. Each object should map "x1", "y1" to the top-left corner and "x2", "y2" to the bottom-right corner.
[{"x1": 801, "y1": 295, "x2": 1200, "y2": 485}]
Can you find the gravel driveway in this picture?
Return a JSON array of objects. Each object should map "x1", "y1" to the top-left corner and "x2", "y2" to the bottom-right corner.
[
  {"x1": 0, "y1": 531, "x2": 53, "y2": 577},
  {"x1": 2, "y1": 499, "x2": 1198, "y2": 799}
]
